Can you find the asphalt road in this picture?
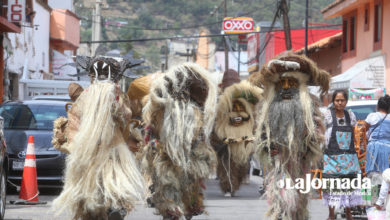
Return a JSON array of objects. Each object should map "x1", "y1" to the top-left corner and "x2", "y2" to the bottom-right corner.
[{"x1": 4, "y1": 175, "x2": 357, "y2": 220}]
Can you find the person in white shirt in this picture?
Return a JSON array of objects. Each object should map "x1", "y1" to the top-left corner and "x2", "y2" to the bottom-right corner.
[
  {"x1": 364, "y1": 95, "x2": 390, "y2": 176},
  {"x1": 375, "y1": 168, "x2": 390, "y2": 218}
]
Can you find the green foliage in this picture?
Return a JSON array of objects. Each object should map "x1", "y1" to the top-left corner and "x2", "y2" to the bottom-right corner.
[
  {"x1": 81, "y1": 28, "x2": 92, "y2": 42},
  {"x1": 76, "y1": 0, "x2": 340, "y2": 69}
]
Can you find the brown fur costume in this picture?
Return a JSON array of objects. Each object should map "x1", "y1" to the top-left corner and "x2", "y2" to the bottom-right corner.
[
  {"x1": 211, "y1": 80, "x2": 263, "y2": 195},
  {"x1": 249, "y1": 54, "x2": 328, "y2": 220},
  {"x1": 142, "y1": 63, "x2": 217, "y2": 219},
  {"x1": 52, "y1": 83, "x2": 85, "y2": 154}
]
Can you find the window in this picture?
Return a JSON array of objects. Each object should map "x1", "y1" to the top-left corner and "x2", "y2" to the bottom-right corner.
[
  {"x1": 342, "y1": 19, "x2": 348, "y2": 53},
  {"x1": 0, "y1": 104, "x2": 67, "y2": 130},
  {"x1": 364, "y1": 3, "x2": 369, "y2": 31},
  {"x1": 25, "y1": 0, "x2": 35, "y2": 26},
  {"x1": 1, "y1": 0, "x2": 8, "y2": 18},
  {"x1": 374, "y1": 0, "x2": 382, "y2": 50},
  {"x1": 350, "y1": 16, "x2": 356, "y2": 51},
  {"x1": 342, "y1": 10, "x2": 357, "y2": 58}
]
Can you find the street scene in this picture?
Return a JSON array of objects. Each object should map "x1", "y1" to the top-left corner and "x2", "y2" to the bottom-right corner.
[
  {"x1": 5, "y1": 176, "x2": 333, "y2": 220},
  {"x1": 0, "y1": 0, "x2": 389, "y2": 220}
]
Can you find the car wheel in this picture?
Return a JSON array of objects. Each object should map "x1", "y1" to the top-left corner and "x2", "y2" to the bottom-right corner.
[{"x1": 0, "y1": 170, "x2": 6, "y2": 220}]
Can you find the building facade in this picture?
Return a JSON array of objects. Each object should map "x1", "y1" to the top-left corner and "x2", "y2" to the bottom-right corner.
[
  {"x1": 0, "y1": 1, "x2": 21, "y2": 103},
  {"x1": 322, "y1": 0, "x2": 389, "y2": 92}
]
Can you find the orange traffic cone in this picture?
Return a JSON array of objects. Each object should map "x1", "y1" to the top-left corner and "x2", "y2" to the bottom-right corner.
[{"x1": 19, "y1": 136, "x2": 39, "y2": 202}]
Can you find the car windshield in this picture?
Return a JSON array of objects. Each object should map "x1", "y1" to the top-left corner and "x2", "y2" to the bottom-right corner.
[
  {"x1": 346, "y1": 105, "x2": 376, "y2": 121},
  {"x1": 0, "y1": 104, "x2": 66, "y2": 130}
]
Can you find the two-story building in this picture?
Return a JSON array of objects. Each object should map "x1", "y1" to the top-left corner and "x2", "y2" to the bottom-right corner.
[
  {"x1": 5, "y1": 0, "x2": 51, "y2": 100},
  {"x1": 322, "y1": 0, "x2": 389, "y2": 92},
  {"x1": 0, "y1": 0, "x2": 21, "y2": 103},
  {"x1": 4, "y1": 0, "x2": 83, "y2": 100}
]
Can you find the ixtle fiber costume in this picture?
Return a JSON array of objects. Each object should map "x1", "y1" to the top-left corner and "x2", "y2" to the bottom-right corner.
[
  {"x1": 212, "y1": 79, "x2": 263, "y2": 196},
  {"x1": 249, "y1": 54, "x2": 329, "y2": 220},
  {"x1": 142, "y1": 63, "x2": 217, "y2": 220},
  {"x1": 51, "y1": 56, "x2": 146, "y2": 220}
]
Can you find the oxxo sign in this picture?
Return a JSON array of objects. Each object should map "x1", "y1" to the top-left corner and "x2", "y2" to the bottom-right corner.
[
  {"x1": 8, "y1": 0, "x2": 26, "y2": 23},
  {"x1": 223, "y1": 17, "x2": 254, "y2": 34}
]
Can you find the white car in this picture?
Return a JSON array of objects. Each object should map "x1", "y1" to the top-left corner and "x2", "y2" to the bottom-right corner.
[
  {"x1": 346, "y1": 99, "x2": 377, "y2": 121},
  {"x1": 319, "y1": 99, "x2": 377, "y2": 121},
  {"x1": 32, "y1": 95, "x2": 71, "y2": 102}
]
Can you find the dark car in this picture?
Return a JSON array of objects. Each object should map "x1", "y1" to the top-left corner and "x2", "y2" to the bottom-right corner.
[
  {"x1": 0, "y1": 100, "x2": 68, "y2": 189},
  {"x1": 0, "y1": 116, "x2": 8, "y2": 219}
]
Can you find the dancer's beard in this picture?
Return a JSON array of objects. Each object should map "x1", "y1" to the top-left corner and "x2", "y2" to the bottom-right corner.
[{"x1": 268, "y1": 88, "x2": 305, "y2": 148}]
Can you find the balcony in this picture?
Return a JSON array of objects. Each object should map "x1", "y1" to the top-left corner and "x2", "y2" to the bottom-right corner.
[{"x1": 50, "y1": 9, "x2": 80, "y2": 51}]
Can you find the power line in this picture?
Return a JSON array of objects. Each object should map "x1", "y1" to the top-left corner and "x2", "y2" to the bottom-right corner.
[
  {"x1": 79, "y1": 8, "x2": 260, "y2": 31},
  {"x1": 80, "y1": 31, "x2": 262, "y2": 44}
]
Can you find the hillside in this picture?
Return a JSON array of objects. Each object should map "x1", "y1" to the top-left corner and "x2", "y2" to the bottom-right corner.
[{"x1": 74, "y1": 0, "x2": 340, "y2": 70}]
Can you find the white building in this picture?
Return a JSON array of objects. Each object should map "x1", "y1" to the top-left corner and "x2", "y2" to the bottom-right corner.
[{"x1": 7, "y1": 0, "x2": 51, "y2": 80}]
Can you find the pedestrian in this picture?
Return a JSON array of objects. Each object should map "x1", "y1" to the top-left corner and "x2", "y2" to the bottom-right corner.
[
  {"x1": 322, "y1": 89, "x2": 363, "y2": 220},
  {"x1": 374, "y1": 168, "x2": 390, "y2": 218},
  {"x1": 365, "y1": 95, "x2": 390, "y2": 178}
]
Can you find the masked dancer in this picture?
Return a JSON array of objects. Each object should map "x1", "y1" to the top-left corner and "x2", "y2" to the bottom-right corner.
[{"x1": 249, "y1": 54, "x2": 329, "y2": 220}]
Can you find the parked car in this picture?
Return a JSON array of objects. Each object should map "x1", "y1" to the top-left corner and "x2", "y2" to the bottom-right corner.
[
  {"x1": 319, "y1": 99, "x2": 377, "y2": 121},
  {"x1": 0, "y1": 100, "x2": 68, "y2": 189},
  {"x1": 32, "y1": 95, "x2": 72, "y2": 102},
  {"x1": 346, "y1": 100, "x2": 377, "y2": 121},
  {"x1": 0, "y1": 116, "x2": 8, "y2": 219}
]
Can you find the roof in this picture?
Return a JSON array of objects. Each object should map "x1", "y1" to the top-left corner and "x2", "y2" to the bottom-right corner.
[
  {"x1": 296, "y1": 32, "x2": 342, "y2": 54},
  {"x1": 321, "y1": 0, "x2": 365, "y2": 19},
  {"x1": 321, "y1": 0, "x2": 345, "y2": 14},
  {"x1": 52, "y1": 9, "x2": 80, "y2": 20}
]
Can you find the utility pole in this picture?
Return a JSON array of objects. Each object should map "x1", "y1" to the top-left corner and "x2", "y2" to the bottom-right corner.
[
  {"x1": 304, "y1": 0, "x2": 309, "y2": 55},
  {"x1": 280, "y1": 0, "x2": 292, "y2": 50},
  {"x1": 165, "y1": 40, "x2": 169, "y2": 71},
  {"x1": 237, "y1": 42, "x2": 241, "y2": 74},
  {"x1": 223, "y1": 0, "x2": 229, "y2": 72},
  {"x1": 91, "y1": 0, "x2": 102, "y2": 56}
]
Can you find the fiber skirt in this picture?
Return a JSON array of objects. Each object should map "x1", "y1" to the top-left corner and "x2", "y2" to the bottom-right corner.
[
  {"x1": 322, "y1": 190, "x2": 363, "y2": 209},
  {"x1": 366, "y1": 141, "x2": 390, "y2": 175}
]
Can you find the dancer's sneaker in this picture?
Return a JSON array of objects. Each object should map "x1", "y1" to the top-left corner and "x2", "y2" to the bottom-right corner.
[{"x1": 224, "y1": 192, "x2": 231, "y2": 197}]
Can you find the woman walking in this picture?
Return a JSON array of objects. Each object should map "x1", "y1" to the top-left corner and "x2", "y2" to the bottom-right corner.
[
  {"x1": 322, "y1": 90, "x2": 362, "y2": 220},
  {"x1": 365, "y1": 95, "x2": 390, "y2": 177}
]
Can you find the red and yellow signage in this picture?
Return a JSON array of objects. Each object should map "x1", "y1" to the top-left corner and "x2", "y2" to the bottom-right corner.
[
  {"x1": 223, "y1": 17, "x2": 254, "y2": 34},
  {"x1": 8, "y1": 0, "x2": 26, "y2": 23}
]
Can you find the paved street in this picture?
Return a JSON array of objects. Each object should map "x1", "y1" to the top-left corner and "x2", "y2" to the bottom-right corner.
[{"x1": 3, "y1": 175, "x2": 340, "y2": 220}]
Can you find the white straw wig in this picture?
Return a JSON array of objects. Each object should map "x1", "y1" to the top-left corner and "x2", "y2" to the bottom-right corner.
[{"x1": 52, "y1": 81, "x2": 145, "y2": 219}]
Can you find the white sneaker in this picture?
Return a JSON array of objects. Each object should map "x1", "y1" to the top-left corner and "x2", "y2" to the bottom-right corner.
[
  {"x1": 244, "y1": 176, "x2": 250, "y2": 184},
  {"x1": 224, "y1": 192, "x2": 231, "y2": 197}
]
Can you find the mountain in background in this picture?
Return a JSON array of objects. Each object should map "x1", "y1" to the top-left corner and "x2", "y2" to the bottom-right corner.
[{"x1": 74, "y1": 0, "x2": 339, "y2": 71}]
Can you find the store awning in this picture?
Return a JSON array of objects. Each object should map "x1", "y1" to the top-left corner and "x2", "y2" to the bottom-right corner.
[{"x1": 331, "y1": 55, "x2": 386, "y2": 90}]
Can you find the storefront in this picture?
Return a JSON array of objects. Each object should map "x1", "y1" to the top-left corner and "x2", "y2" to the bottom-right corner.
[{"x1": 331, "y1": 55, "x2": 386, "y2": 91}]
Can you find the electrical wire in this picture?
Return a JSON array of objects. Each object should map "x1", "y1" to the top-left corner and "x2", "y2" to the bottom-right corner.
[
  {"x1": 225, "y1": 0, "x2": 282, "y2": 65},
  {"x1": 78, "y1": 8, "x2": 261, "y2": 31}
]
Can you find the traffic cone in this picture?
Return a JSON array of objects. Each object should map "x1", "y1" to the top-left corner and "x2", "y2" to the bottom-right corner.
[{"x1": 19, "y1": 136, "x2": 39, "y2": 202}]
